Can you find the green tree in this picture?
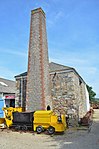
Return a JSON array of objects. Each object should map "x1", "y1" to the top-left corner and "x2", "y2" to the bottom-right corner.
[{"x1": 86, "y1": 85, "x2": 96, "y2": 101}]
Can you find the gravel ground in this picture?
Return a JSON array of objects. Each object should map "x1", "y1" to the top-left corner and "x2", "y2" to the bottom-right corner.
[{"x1": 0, "y1": 109, "x2": 99, "y2": 149}]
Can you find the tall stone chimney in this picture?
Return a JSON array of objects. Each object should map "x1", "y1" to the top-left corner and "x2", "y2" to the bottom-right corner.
[{"x1": 26, "y1": 8, "x2": 52, "y2": 111}]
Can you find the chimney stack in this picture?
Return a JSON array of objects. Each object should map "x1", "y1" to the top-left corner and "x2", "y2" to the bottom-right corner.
[{"x1": 26, "y1": 8, "x2": 52, "y2": 111}]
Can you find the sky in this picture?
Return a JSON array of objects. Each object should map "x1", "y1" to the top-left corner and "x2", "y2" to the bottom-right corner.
[{"x1": 0, "y1": 0, "x2": 99, "y2": 97}]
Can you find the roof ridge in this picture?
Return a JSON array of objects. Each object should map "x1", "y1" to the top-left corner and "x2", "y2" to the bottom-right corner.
[
  {"x1": 0, "y1": 77, "x2": 15, "y2": 82},
  {"x1": 49, "y1": 62, "x2": 73, "y2": 69}
]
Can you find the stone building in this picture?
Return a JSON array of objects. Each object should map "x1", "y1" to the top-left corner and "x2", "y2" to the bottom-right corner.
[
  {"x1": 49, "y1": 63, "x2": 90, "y2": 119},
  {"x1": 15, "y1": 62, "x2": 90, "y2": 120}
]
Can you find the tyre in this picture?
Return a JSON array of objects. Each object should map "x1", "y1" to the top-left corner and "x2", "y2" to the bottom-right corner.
[
  {"x1": 36, "y1": 126, "x2": 43, "y2": 134},
  {"x1": 47, "y1": 126, "x2": 55, "y2": 135},
  {"x1": 15, "y1": 125, "x2": 20, "y2": 130},
  {"x1": 22, "y1": 125, "x2": 28, "y2": 131}
]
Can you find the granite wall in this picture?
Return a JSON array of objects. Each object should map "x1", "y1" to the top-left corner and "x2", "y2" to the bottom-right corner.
[{"x1": 50, "y1": 70, "x2": 89, "y2": 125}]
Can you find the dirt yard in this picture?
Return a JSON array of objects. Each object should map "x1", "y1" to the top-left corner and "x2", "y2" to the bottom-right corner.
[{"x1": 0, "y1": 109, "x2": 99, "y2": 149}]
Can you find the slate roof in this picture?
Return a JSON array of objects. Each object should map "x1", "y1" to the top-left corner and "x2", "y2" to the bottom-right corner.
[
  {"x1": 15, "y1": 62, "x2": 73, "y2": 78},
  {"x1": 49, "y1": 62, "x2": 73, "y2": 72},
  {"x1": 0, "y1": 78, "x2": 16, "y2": 93}
]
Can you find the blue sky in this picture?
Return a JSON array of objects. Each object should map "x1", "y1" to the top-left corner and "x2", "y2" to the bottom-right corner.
[{"x1": 0, "y1": 0, "x2": 99, "y2": 97}]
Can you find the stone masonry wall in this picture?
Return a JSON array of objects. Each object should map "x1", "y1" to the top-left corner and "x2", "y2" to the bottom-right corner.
[
  {"x1": 51, "y1": 70, "x2": 89, "y2": 125},
  {"x1": 15, "y1": 77, "x2": 27, "y2": 108},
  {"x1": 26, "y1": 8, "x2": 52, "y2": 111},
  {"x1": 79, "y1": 82, "x2": 88, "y2": 117},
  {"x1": 73, "y1": 73, "x2": 88, "y2": 118},
  {"x1": 15, "y1": 79, "x2": 21, "y2": 107},
  {"x1": 51, "y1": 71, "x2": 75, "y2": 114}
]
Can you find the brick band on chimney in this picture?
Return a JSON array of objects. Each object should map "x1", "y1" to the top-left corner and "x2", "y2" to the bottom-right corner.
[{"x1": 39, "y1": 11, "x2": 45, "y2": 110}]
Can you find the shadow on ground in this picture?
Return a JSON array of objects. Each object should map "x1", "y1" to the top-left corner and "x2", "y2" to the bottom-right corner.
[{"x1": 44, "y1": 121, "x2": 99, "y2": 149}]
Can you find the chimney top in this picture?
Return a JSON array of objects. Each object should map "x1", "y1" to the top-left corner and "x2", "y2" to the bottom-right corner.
[{"x1": 31, "y1": 8, "x2": 45, "y2": 16}]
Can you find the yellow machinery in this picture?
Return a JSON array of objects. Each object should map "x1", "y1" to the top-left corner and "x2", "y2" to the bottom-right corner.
[
  {"x1": 2, "y1": 107, "x2": 24, "y2": 127},
  {"x1": 34, "y1": 110, "x2": 66, "y2": 134},
  {"x1": 2, "y1": 108, "x2": 66, "y2": 134}
]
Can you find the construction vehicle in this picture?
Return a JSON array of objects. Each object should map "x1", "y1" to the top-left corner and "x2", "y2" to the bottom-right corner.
[
  {"x1": 1, "y1": 107, "x2": 66, "y2": 134},
  {"x1": 33, "y1": 110, "x2": 66, "y2": 134}
]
